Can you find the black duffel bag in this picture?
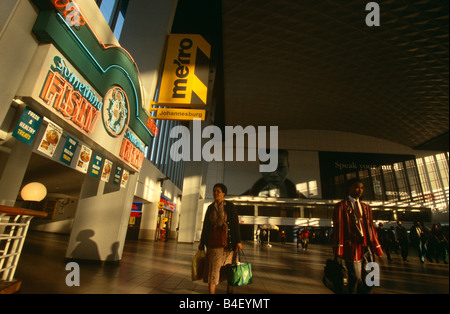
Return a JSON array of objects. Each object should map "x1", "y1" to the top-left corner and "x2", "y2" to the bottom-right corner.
[{"x1": 322, "y1": 257, "x2": 349, "y2": 294}]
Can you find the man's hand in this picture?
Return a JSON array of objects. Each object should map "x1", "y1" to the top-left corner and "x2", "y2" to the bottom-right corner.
[{"x1": 236, "y1": 242, "x2": 243, "y2": 251}]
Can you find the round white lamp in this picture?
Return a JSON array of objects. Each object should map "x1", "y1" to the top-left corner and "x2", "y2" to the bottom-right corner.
[{"x1": 20, "y1": 182, "x2": 47, "y2": 202}]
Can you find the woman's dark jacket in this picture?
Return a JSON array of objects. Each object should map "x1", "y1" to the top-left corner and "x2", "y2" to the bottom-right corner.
[{"x1": 199, "y1": 201, "x2": 242, "y2": 251}]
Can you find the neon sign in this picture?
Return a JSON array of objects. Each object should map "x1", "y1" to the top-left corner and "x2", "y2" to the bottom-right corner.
[
  {"x1": 102, "y1": 86, "x2": 129, "y2": 137},
  {"x1": 146, "y1": 118, "x2": 159, "y2": 137},
  {"x1": 40, "y1": 63, "x2": 100, "y2": 134},
  {"x1": 52, "y1": 0, "x2": 86, "y2": 27},
  {"x1": 32, "y1": 0, "x2": 158, "y2": 142},
  {"x1": 120, "y1": 130, "x2": 145, "y2": 170},
  {"x1": 51, "y1": 56, "x2": 103, "y2": 110}
]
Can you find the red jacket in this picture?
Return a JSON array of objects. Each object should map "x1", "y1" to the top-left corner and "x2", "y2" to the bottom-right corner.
[{"x1": 332, "y1": 198, "x2": 383, "y2": 262}]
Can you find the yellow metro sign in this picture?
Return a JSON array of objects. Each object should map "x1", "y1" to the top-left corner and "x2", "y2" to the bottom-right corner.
[{"x1": 157, "y1": 34, "x2": 211, "y2": 107}]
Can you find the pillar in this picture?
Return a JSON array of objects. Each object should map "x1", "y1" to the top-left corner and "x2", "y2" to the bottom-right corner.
[
  {"x1": 139, "y1": 202, "x2": 159, "y2": 240},
  {"x1": 0, "y1": 139, "x2": 33, "y2": 206},
  {"x1": 177, "y1": 161, "x2": 206, "y2": 243},
  {"x1": 65, "y1": 171, "x2": 138, "y2": 262}
]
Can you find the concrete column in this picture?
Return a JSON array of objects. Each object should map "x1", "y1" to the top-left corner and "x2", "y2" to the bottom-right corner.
[
  {"x1": 65, "y1": 171, "x2": 138, "y2": 262},
  {"x1": 169, "y1": 199, "x2": 181, "y2": 239},
  {"x1": 253, "y1": 204, "x2": 259, "y2": 241},
  {"x1": 0, "y1": 139, "x2": 33, "y2": 206},
  {"x1": 177, "y1": 161, "x2": 205, "y2": 243},
  {"x1": 139, "y1": 202, "x2": 159, "y2": 240}
]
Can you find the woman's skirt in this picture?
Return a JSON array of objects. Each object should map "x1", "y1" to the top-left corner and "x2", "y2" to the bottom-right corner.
[{"x1": 203, "y1": 247, "x2": 236, "y2": 285}]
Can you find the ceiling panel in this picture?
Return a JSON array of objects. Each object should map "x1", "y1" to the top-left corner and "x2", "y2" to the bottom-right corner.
[{"x1": 221, "y1": 0, "x2": 449, "y2": 150}]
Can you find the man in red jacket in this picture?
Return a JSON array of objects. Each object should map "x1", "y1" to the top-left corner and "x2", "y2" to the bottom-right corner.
[{"x1": 332, "y1": 178, "x2": 383, "y2": 293}]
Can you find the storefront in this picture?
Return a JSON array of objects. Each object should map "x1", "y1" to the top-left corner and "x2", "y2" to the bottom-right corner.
[
  {"x1": 156, "y1": 195, "x2": 177, "y2": 241},
  {"x1": 126, "y1": 202, "x2": 143, "y2": 240},
  {"x1": 0, "y1": 0, "x2": 181, "y2": 262}
]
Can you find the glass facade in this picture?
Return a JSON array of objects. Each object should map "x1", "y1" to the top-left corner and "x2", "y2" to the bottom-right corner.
[
  {"x1": 321, "y1": 152, "x2": 449, "y2": 212},
  {"x1": 146, "y1": 119, "x2": 186, "y2": 189},
  {"x1": 96, "y1": 0, "x2": 129, "y2": 41},
  {"x1": 416, "y1": 152, "x2": 449, "y2": 211}
]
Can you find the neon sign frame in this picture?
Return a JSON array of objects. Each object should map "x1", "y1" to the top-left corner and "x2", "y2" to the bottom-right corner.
[{"x1": 32, "y1": 0, "x2": 157, "y2": 142}]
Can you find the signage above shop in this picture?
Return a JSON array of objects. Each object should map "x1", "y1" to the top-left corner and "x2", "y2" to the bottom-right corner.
[
  {"x1": 17, "y1": 0, "x2": 157, "y2": 171},
  {"x1": 30, "y1": 0, "x2": 156, "y2": 136},
  {"x1": 51, "y1": 0, "x2": 86, "y2": 27},
  {"x1": 12, "y1": 108, "x2": 42, "y2": 145},
  {"x1": 155, "y1": 34, "x2": 211, "y2": 108},
  {"x1": 159, "y1": 195, "x2": 176, "y2": 212},
  {"x1": 40, "y1": 56, "x2": 102, "y2": 134}
]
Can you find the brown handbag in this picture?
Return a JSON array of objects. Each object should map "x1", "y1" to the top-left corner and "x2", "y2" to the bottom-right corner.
[{"x1": 208, "y1": 224, "x2": 228, "y2": 248}]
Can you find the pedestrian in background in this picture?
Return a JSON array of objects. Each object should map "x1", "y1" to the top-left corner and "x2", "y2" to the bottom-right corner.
[
  {"x1": 332, "y1": 178, "x2": 383, "y2": 294},
  {"x1": 396, "y1": 220, "x2": 409, "y2": 262}
]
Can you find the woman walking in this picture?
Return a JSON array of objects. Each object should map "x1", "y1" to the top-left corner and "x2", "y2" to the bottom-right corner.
[{"x1": 198, "y1": 183, "x2": 242, "y2": 294}]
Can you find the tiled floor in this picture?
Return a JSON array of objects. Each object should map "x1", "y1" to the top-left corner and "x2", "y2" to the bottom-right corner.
[{"x1": 14, "y1": 231, "x2": 449, "y2": 295}]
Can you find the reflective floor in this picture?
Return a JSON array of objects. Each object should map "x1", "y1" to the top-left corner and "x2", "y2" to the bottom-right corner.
[{"x1": 15, "y1": 231, "x2": 449, "y2": 294}]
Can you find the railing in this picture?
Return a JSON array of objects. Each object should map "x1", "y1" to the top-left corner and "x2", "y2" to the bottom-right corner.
[{"x1": 0, "y1": 205, "x2": 47, "y2": 294}]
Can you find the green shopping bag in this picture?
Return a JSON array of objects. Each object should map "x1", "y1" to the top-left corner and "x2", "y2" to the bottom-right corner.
[{"x1": 229, "y1": 251, "x2": 253, "y2": 287}]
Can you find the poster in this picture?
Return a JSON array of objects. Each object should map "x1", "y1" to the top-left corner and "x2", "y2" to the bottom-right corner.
[
  {"x1": 37, "y1": 118, "x2": 63, "y2": 157},
  {"x1": 75, "y1": 145, "x2": 92, "y2": 173},
  {"x1": 120, "y1": 169, "x2": 129, "y2": 188},
  {"x1": 113, "y1": 166, "x2": 123, "y2": 185},
  {"x1": 60, "y1": 136, "x2": 78, "y2": 166},
  {"x1": 101, "y1": 159, "x2": 113, "y2": 182},
  {"x1": 223, "y1": 149, "x2": 321, "y2": 198},
  {"x1": 12, "y1": 107, "x2": 42, "y2": 145},
  {"x1": 89, "y1": 153, "x2": 103, "y2": 178}
]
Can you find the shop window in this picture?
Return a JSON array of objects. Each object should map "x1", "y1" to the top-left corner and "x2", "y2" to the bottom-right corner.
[
  {"x1": 371, "y1": 208, "x2": 395, "y2": 221},
  {"x1": 308, "y1": 205, "x2": 331, "y2": 219},
  {"x1": 96, "y1": 0, "x2": 129, "y2": 41},
  {"x1": 393, "y1": 162, "x2": 410, "y2": 201},
  {"x1": 333, "y1": 174, "x2": 346, "y2": 199},
  {"x1": 425, "y1": 156, "x2": 441, "y2": 192},
  {"x1": 258, "y1": 206, "x2": 281, "y2": 217},
  {"x1": 436, "y1": 153, "x2": 449, "y2": 188},
  {"x1": 405, "y1": 159, "x2": 423, "y2": 202},
  {"x1": 381, "y1": 165, "x2": 397, "y2": 201},
  {"x1": 235, "y1": 205, "x2": 254, "y2": 216},
  {"x1": 146, "y1": 119, "x2": 185, "y2": 189},
  {"x1": 358, "y1": 169, "x2": 374, "y2": 200}
]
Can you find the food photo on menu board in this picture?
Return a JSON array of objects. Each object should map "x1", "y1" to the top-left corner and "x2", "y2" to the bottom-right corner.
[
  {"x1": 120, "y1": 170, "x2": 129, "y2": 188},
  {"x1": 75, "y1": 145, "x2": 92, "y2": 173},
  {"x1": 37, "y1": 119, "x2": 63, "y2": 157},
  {"x1": 101, "y1": 159, "x2": 113, "y2": 182}
]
